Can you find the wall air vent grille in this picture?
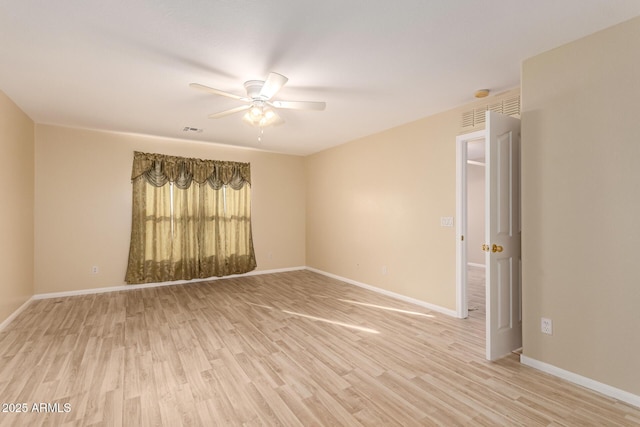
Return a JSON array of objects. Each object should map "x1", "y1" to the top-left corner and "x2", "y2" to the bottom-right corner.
[
  {"x1": 502, "y1": 96, "x2": 521, "y2": 116},
  {"x1": 461, "y1": 110, "x2": 474, "y2": 128},
  {"x1": 474, "y1": 107, "x2": 487, "y2": 125},
  {"x1": 460, "y1": 95, "x2": 520, "y2": 131},
  {"x1": 488, "y1": 102, "x2": 502, "y2": 113}
]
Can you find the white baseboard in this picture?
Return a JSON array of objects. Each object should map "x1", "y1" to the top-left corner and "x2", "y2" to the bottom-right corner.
[
  {"x1": 305, "y1": 267, "x2": 458, "y2": 317},
  {"x1": 32, "y1": 266, "x2": 307, "y2": 300},
  {"x1": 520, "y1": 355, "x2": 640, "y2": 409},
  {"x1": 0, "y1": 297, "x2": 34, "y2": 332}
]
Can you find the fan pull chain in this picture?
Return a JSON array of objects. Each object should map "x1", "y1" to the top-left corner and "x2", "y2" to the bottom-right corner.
[{"x1": 257, "y1": 127, "x2": 264, "y2": 143}]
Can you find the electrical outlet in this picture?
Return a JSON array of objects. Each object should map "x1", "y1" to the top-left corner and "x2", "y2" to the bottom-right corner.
[
  {"x1": 541, "y1": 317, "x2": 553, "y2": 335},
  {"x1": 91, "y1": 266, "x2": 99, "y2": 274}
]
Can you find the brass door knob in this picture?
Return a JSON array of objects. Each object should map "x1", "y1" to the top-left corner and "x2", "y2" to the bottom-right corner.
[
  {"x1": 482, "y1": 244, "x2": 490, "y2": 252},
  {"x1": 492, "y1": 244, "x2": 503, "y2": 253}
]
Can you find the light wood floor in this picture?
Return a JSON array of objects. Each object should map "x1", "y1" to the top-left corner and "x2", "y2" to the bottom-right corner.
[
  {"x1": 1, "y1": 270, "x2": 639, "y2": 426},
  {"x1": 466, "y1": 265, "x2": 486, "y2": 321}
]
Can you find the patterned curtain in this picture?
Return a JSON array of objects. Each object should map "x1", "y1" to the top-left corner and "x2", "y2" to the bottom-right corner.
[{"x1": 125, "y1": 151, "x2": 256, "y2": 284}]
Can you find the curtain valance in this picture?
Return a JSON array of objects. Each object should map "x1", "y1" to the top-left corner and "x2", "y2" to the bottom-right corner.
[{"x1": 131, "y1": 151, "x2": 251, "y2": 190}]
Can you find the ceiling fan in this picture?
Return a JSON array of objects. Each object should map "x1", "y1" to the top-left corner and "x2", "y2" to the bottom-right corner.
[{"x1": 190, "y1": 72, "x2": 326, "y2": 128}]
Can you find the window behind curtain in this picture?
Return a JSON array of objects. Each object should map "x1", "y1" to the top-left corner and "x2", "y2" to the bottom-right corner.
[{"x1": 125, "y1": 151, "x2": 256, "y2": 284}]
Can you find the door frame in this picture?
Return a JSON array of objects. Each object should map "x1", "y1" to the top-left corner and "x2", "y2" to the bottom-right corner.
[{"x1": 455, "y1": 130, "x2": 486, "y2": 319}]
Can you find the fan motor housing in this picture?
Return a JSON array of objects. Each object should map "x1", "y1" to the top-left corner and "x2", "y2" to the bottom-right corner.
[{"x1": 244, "y1": 80, "x2": 265, "y2": 99}]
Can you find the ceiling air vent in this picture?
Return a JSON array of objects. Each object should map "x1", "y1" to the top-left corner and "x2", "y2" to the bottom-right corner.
[{"x1": 183, "y1": 126, "x2": 203, "y2": 133}]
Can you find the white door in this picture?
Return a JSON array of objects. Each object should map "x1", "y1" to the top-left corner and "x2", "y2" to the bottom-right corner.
[{"x1": 485, "y1": 110, "x2": 522, "y2": 360}]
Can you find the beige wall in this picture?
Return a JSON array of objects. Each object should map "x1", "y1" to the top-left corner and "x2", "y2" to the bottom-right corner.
[
  {"x1": 305, "y1": 90, "x2": 517, "y2": 310},
  {"x1": 522, "y1": 16, "x2": 640, "y2": 395},
  {"x1": 0, "y1": 91, "x2": 34, "y2": 323},
  {"x1": 34, "y1": 125, "x2": 306, "y2": 294}
]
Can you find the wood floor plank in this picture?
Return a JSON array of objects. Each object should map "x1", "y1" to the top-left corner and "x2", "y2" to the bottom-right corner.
[{"x1": 1, "y1": 269, "x2": 639, "y2": 426}]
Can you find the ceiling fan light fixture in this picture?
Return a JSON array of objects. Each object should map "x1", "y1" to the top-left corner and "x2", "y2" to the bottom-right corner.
[
  {"x1": 249, "y1": 105, "x2": 262, "y2": 117},
  {"x1": 242, "y1": 111, "x2": 259, "y2": 126},
  {"x1": 242, "y1": 106, "x2": 281, "y2": 128}
]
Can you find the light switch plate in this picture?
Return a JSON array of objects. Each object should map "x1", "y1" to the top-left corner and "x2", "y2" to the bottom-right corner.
[{"x1": 440, "y1": 216, "x2": 454, "y2": 227}]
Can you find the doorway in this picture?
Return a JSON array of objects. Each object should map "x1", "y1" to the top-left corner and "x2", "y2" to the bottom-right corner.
[
  {"x1": 456, "y1": 111, "x2": 522, "y2": 361},
  {"x1": 455, "y1": 130, "x2": 486, "y2": 319},
  {"x1": 465, "y1": 138, "x2": 486, "y2": 320}
]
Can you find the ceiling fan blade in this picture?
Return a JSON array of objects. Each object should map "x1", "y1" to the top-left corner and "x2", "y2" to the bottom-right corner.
[
  {"x1": 259, "y1": 72, "x2": 288, "y2": 100},
  {"x1": 271, "y1": 100, "x2": 326, "y2": 111},
  {"x1": 208, "y1": 105, "x2": 250, "y2": 119},
  {"x1": 190, "y1": 83, "x2": 249, "y2": 101}
]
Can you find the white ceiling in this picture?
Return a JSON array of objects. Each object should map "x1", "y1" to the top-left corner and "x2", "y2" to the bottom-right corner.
[{"x1": 1, "y1": 1, "x2": 639, "y2": 156}]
